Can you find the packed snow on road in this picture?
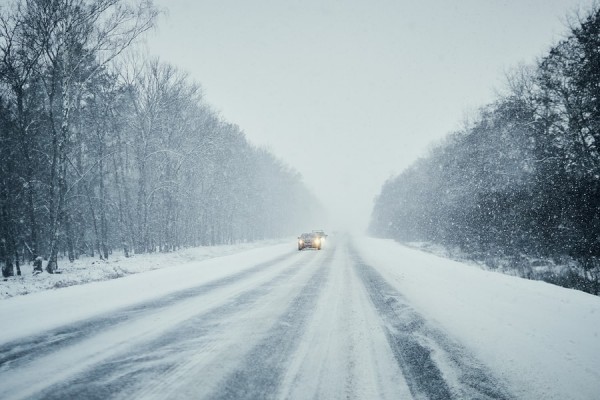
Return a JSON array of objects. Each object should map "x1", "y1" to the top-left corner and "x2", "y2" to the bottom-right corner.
[{"x1": 0, "y1": 234, "x2": 598, "y2": 400}]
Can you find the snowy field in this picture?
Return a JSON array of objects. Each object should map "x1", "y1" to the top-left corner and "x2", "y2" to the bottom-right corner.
[{"x1": 0, "y1": 234, "x2": 598, "y2": 399}]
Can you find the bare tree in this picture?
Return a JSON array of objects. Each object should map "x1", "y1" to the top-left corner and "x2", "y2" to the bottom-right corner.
[{"x1": 15, "y1": 0, "x2": 158, "y2": 272}]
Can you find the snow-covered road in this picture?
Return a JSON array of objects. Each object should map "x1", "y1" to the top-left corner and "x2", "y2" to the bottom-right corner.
[{"x1": 1, "y1": 235, "x2": 598, "y2": 399}]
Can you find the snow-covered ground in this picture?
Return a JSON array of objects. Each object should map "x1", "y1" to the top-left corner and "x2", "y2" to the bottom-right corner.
[
  {"x1": 0, "y1": 234, "x2": 598, "y2": 399},
  {"x1": 356, "y1": 236, "x2": 600, "y2": 400},
  {"x1": 0, "y1": 239, "x2": 288, "y2": 300}
]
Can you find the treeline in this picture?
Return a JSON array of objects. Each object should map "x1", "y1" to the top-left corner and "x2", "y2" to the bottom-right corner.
[
  {"x1": 0, "y1": 0, "x2": 321, "y2": 276},
  {"x1": 370, "y1": 6, "x2": 600, "y2": 294}
]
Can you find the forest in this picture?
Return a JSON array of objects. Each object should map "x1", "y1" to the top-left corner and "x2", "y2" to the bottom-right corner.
[
  {"x1": 0, "y1": 0, "x2": 321, "y2": 276},
  {"x1": 370, "y1": 5, "x2": 600, "y2": 295}
]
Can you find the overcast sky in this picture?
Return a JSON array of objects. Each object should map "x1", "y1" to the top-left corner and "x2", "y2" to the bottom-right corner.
[{"x1": 146, "y1": 0, "x2": 590, "y2": 231}]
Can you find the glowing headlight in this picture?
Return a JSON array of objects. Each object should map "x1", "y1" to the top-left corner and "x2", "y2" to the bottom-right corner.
[{"x1": 299, "y1": 240, "x2": 304, "y2": 244}]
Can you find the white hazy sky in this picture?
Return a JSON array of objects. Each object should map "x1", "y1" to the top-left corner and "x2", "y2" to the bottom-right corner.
[{"x1": 146, "y1": 0, "x2": 590, "y2": 231}]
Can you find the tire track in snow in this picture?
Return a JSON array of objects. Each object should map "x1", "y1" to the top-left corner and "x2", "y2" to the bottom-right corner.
[
  {"x1": 0, "y1": 251, "x2": 293, "y2": 373},
  {"x1": 24, "y1": 250, "x2": 328, "y2": 400},
  {"x1": 206, "y1": 247, "x2": 335, "y2": 400},
  {"x1": 350, "y1": 245, "x2": 514, "y2": 400},
  {"x1": 0, "y1": 251, "x2": 316, "y2": 399},
  {"x1": 276, "y1": 239, "x2": 413, "y2": 400}
]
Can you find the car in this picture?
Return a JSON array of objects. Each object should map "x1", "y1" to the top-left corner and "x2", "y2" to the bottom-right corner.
[{"x1": 298, "y1": 232, "x2": 322, "y2": 250}]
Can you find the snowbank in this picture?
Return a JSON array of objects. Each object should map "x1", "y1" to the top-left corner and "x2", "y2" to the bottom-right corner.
[
  {"x1": 356, "y1": 236, "x2": 600, "y2": 400},
  {"x1": 0, "y1": 239, "x2": 288, "y2": 300}
]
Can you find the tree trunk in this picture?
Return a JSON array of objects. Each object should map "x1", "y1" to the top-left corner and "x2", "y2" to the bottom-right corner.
[{"x1": 46, "y1": 89, "x2": 61, "y2": 274}]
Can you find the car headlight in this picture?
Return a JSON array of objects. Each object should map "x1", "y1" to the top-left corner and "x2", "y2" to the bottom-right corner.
[{"x1": 299, "y1": 240, "x2": 304, "y2": 244}]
